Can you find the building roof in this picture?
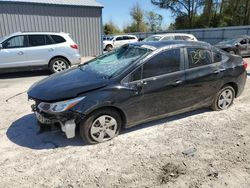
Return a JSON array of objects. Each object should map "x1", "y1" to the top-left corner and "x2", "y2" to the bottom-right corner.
[{"x1": 0, "y1": 0, "x2": 103, "y2": 7}]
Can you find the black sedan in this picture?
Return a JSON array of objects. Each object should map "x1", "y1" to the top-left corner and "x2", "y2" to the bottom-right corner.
[
  {"x1": 28, "y1": 41, "x2": 248, "y2": 144},
  {"x1": 215, "y1": 36, "x2": 250, "y2": 57}
]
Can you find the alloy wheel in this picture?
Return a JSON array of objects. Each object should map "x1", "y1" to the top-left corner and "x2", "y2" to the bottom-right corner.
[
  {"x1": 217, "y1": 89, "x2": 233, "y2": 110},
  {"x1": 90, "y1": 115, "x2": 118, "y2": 143},
  {"x1": 52, "y1": 60, "x2": 68, "y2": 72}
]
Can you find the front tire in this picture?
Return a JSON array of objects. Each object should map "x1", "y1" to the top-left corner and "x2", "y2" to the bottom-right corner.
[
  {"x1": 80, "y1": 109, "x2": 122, "y2": 144},
  {"x1": 211, "y1": 85, "x2": 235, "y2": 111},
  {"x1": 49, "y1": 57, "x2": 70, "y2": 73},
  {"x1": 105, "y1": 45, "x2": 113, "y2": 52}
]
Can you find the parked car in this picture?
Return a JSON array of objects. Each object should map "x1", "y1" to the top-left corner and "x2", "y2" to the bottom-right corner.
[
  {"x1": 214, "y1": 36, "x2": 250, "y2": 57},
  {"x1": 143, "y1": 33, "x2": 198, "y2": 42},
  {"x1": 28, "y1": 41, "x2": 247, "y2": 144},
  {"x1": 0, "y1": 32, "x2": 81, "y2": 73},
  {"x1": 103, "y1": 35, "x2": 138, "y2": 51}
]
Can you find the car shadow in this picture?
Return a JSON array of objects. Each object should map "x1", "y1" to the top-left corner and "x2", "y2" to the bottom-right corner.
[
  {"x1": 0, "y1": 70, "x2": 51, "y2": 79},
  {"x1": 7, "y1": 114, "x2": 84, "y2": 150},
  {"x1": 7, "y1": 108, "x2": 210, "y2": 150},
  {"x1": 121, "y1": 108, "x2": 210, "y2": 134}
]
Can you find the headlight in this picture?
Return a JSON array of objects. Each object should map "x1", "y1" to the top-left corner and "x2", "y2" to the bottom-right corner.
[{"x1": 38, "y1": 96, "x2": 85, "y2": 114}]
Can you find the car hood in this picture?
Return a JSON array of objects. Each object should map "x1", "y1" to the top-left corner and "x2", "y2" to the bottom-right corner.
[{"x1": 28, "y1": 67, "x2": 108, "y2": 102}]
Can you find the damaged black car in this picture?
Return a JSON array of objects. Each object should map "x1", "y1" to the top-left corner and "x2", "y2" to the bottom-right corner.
[
  {"x1": 28, "y1": 41, "x2": 247, "y2": 144},
  {"x1": 215, "y1": 36, "x2": 250, "y2": 57}
]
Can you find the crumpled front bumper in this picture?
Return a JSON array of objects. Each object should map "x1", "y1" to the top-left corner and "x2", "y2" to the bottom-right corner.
[{"x1": 31, "y1": 103, "x2": 84, "y2": 139}]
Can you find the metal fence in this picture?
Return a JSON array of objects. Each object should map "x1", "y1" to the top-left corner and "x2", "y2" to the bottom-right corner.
[{"x1": 128, "y1": 25, "x2": 250, "y2": 44}]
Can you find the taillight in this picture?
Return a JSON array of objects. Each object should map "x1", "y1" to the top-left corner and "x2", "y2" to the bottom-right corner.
[
  {"x1": 70, "y1": 44, "x2": 78, "y2": 49},
  {"x1": 243, "y1": 60, "x2": 248, "y2": 70}
]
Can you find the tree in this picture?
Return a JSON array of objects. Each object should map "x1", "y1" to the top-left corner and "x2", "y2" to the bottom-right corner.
[
  {"x1": 128, "y1": 2, "x2": 148, "y2": 32},
  {"x1": 103, "y1": 21, "x2": 121, "y2": 35},
  {"x1": 146, "y1": 11, "x2": 163, "y2": 32},
  {"x1": 151, "y1": 0, "x2": 204, "y2": 28}
]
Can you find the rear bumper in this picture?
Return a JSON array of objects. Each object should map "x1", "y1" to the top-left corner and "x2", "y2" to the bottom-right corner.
[
  {"x1": 236, "y1": 71, "x2": 247, "y2": 98},
  {"x1": 68, "y1": 54, "x2": 81, "y2": 66}
]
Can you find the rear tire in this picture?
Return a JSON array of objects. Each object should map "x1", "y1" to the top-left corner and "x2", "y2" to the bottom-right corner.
[
  {"x1": 49, "y1": 57, "x2": 70, "y2": 73},
  {"x1": 80, "y1": 109, "x2": 121, "y2": 144},
  {"x1": 211, "y1": 85, "x2": 235, "y2": 111}
]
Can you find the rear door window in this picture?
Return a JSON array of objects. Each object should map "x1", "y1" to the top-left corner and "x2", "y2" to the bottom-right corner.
[
  {"x1": 187, "y1": 48, "x2": 212, "y2": 68},
  {"x1": 51, "y1": 35, "x2": 66, "y2": 43},
  {"x1": 116, "y1": 37, "x2": 124, "y2": 41},
  {"x1": 28, "y1": 35, "x2": 46, "y2": 46},
  {"x1": 182, "y1": 36, "x2": 191, "y2": 40},
  {"x1": 143, "y1": 49, "x2": 181, "y2": 79},
  {"x1": 162, "y1": 36, "x2": 174, "y2": 41},
  {"x1": 175, "y1": 36, "x2": 183, "y2": 40}
]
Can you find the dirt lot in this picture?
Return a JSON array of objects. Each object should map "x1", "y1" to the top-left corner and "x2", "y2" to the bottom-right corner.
[{"x1": 0, "y1": 58, "x2": 250, "y2": 188}]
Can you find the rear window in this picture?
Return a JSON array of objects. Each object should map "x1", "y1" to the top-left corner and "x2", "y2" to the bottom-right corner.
[
  {"x1": 187, "y1": 48, "x2": 212, "y2": 68},
  {"x1": 51, "y1": 35, "x2": 66, "y2": 43}
]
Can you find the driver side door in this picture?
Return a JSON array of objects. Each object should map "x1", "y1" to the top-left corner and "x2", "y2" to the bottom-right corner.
[
  {"x1": 0, "y1": 35, "x2": 28, "y2": 69},
  {"x1": 121, "y1": 48, "x2": 187, "y2": 126}
]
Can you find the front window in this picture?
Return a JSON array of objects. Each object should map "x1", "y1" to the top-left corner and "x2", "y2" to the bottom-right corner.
[
  {"x1": 2, "y1": 35, "x2": 26, "y2": 48},
  {"x1": 143, "y1": 49, "x2": 181, "y2": 79},
  {"x1": 80, "y1": 45, "x2": 151, "y2": 78}
]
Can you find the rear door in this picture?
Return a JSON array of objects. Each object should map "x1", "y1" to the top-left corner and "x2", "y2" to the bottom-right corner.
[
  {"x1": 25, "y1": 35, "x2": 56, "y2": 66},
  {"x1": 183, "y1": 47, "x2": 222, "y2": 107},
  {"x1": 0, "y1": 35, "x2": 28, "y2": 68}
]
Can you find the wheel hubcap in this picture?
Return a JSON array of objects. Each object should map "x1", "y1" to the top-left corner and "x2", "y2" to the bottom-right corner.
[
  {"x1": 90, "y1": 115, "x2": 117, "y2": 142},
  {"x1": 218, "y1": 89, "x2": 233, "y2": 110},
  {"x1": 53, "y1": 60, "x2": 67, "y2": 72}
]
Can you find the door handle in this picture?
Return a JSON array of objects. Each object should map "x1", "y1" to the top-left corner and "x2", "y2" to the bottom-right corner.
[
  {"x1": 17, "y1": 51, "x2": 24, "y2": 55},
  {"x1": 172, "y1": 80, "x2": 183, "y2": 86},
  {"x1": 48, "y1": 48, "x2": 54, "y2": 52}
]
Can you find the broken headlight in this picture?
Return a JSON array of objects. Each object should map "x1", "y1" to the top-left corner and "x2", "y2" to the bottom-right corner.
[{"x1": 38, "y1": 96, "x2": 85, "y2": 114}]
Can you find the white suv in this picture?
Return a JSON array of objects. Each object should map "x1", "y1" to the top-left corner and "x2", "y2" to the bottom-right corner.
[
  {"x1": 103, "y1": 35, "x2": 138, "y2": 51},
  {"x1": 0, "y1": 32, "x2": 81, "y2": 73},
  {"x1": 143, "y1": 33, "x2": 198, "y2": 42}
]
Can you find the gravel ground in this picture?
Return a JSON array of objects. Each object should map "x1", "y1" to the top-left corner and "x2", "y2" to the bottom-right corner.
[{"x1": 0, "y1": 58, "x2": 249, "y2": 188}]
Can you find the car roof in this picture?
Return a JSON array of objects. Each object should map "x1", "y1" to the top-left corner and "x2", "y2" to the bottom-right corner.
[
  {"x1": 132, "y1": 40, "x2": 210, "y2": 50},
  {"x1": 7, "y1": 32, "x2": 68, "y2": 37},
  {"x1": 149, "y1": 33, "x2": 195, "y2": 37},
  {"x1": 113, "y1": 35, "x2": 137, "y2": 38}
]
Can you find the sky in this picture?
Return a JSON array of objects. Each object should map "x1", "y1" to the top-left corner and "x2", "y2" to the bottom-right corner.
[{"x1": 97, "y1": 0, "x2": 174, "y2": 30}]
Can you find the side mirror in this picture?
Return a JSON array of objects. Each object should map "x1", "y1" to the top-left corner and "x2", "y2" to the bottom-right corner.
[{"x1": 0, "y1": 44, "x2": 3, "y2": 49}]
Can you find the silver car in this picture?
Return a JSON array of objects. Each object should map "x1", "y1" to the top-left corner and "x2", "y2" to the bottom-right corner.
[{"x1": 0, "y1": 32, "x2": 81, "y2": 73}]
